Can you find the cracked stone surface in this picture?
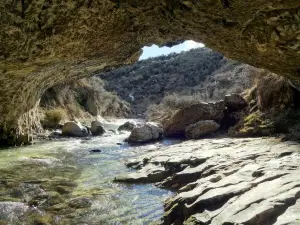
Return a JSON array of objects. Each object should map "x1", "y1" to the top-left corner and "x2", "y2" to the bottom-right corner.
[
  {"x1": 117, "y1": 137, "x2": 300, "y2": 225},
  {"x1": 1, "y1": 0, "x2": 300, "y2": 144}
]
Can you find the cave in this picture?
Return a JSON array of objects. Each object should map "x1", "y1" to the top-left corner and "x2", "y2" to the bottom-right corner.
[{"x1": 1, "y1": 0, "x2": 300, "y2": 145}]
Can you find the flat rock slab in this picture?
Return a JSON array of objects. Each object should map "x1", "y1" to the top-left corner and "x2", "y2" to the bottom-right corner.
[{"x1": 118, "y1": 137, "x2": 300, "y2": 225}]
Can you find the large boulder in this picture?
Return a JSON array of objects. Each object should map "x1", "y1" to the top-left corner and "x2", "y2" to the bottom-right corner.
[
  {"x1": 118, "y1": 121, "x2": 136, "y2": 132},
  {"x1": 163, "y1": 101, "x2": 225, "y2": 136},
  {"x1": 62, "y1": 122, "x2": 89, "y2": 137},
  {"x1": 224, "y1": 93, "x2": 248, "y2": 111},
  {"x1": 90, "y1": 121, "x2": 105, "y2": 136},
  {"x1": 127, "y1": 122, "x2": 163, "y2": 143},
  {"x1": 185, "y1": 120, "x2": 220, "y2": 139}
]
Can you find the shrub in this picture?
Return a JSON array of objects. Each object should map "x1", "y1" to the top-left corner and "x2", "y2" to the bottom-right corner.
[
  {"x1": 42, "y1": 108, "x2": 66, "y2": 129},
  {"x1": 40, "y1": 77, "x2": 131, "y2": 120}
]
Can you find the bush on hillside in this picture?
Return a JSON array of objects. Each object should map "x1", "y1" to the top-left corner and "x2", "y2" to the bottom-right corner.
[
  {"x1": 100, "y1": 48, "x2": 257, "y2": 115},
  {"x1": 100, "y1": 48, "x2": 226, "y2": 115}
]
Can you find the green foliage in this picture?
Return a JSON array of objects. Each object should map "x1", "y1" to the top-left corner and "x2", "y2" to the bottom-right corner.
[
  {"x1": 100, "y1": 47, "x2": 255, "y2": 115},
  {"x1": 100, "y1": 48, "x2": 226, "y2": 115}
]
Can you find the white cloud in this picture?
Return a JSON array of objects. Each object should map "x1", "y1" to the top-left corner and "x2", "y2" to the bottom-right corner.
[
  {"x1": 139, "y1": 40, "x2": 204, "y2": 60},
  {"x1": 184, "y1": 40, "x2": 204, "y2": 51}
]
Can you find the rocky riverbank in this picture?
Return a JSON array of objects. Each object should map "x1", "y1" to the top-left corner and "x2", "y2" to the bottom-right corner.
[{"x1": 116, "y1": 137, "x2": 300, "y2": 225}]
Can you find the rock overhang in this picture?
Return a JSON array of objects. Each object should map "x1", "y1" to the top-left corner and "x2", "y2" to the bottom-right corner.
[{"x1": 1, "y1": 0, "x2": 300, "y2": 145}]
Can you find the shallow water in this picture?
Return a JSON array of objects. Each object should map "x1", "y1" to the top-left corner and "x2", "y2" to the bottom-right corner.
[{"x1": 0, "y1": 122, "x2": 178, "y2": 225}]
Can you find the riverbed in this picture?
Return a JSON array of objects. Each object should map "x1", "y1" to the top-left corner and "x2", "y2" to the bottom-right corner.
[{"x1": 0, "y1": 122, "x2": 179, "y2": 225}]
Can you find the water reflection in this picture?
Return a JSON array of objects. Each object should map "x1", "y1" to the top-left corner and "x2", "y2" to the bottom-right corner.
[{"x1": 0, "y1": 124, "x2": 178, "y2": 224}]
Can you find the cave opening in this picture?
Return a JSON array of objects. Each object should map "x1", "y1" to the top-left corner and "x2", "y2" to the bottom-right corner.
[{"x1": 139, "y1": 40, "x2": 204, "y2": 60}]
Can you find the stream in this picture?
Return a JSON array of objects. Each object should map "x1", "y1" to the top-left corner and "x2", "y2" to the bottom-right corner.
[{"x1": 0, "y1": 121, "x2": 179, "y2": 225}]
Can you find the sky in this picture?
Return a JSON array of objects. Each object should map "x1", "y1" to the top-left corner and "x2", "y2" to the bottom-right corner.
[{"x1": 139, "y1": 40, "x2": 204, "y2": 60}]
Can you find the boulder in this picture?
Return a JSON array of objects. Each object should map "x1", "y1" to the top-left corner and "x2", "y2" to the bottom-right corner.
[
  {"x1": 118, "y1": 121, "x2": 136, "y2": 131},
  {"x1": 224, "y1": 93, "x2": 248, "y2": 111},
  {"x1": 163, "y1": 101, "x2": 225, "y2": 136},
  {"x1": 185, "y1": 120, "x2": 220, "y2": 139},
  {"x1": 62, "y1": 122, "x2": 89, "y2": 137},
  {"x1": 90, "y1": 121, "x2": 105, "y2": 136},
  {"x1": 127, "y1": 122, "x2": 163, "y2": 143}
]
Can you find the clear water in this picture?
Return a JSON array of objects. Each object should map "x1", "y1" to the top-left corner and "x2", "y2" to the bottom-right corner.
[{"x1": 0, "y1": 122, "x2": 177, "y2": 225}]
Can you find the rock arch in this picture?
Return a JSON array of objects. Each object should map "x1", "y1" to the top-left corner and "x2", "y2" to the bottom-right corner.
[{"x1": 1, "y1": 0, "x2": 300, "y2": 145}]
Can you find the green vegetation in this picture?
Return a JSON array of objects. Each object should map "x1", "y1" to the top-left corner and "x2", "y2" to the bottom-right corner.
[{"x1": 100, "y1": 48, "x2": 256, "y2": 116}]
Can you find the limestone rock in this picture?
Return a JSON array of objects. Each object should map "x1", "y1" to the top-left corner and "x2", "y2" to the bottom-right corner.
[
  {"x1": 118, "y1": 121, "x2": 136, "y2": 131},
  {"x1": 120, "y1": 137, "x2": 300, "y2": 224},
  {"x1": 185, "y1": 120, "x2": 220, "y2": 139},
  {"x1": 163, "y1": 101, "x2": 224, "y2": 136},
  {"x1": 224, "y1": 93, "x2": 248, "y2": 111},
  {"x1": 62, "y1": 122, "x2": 88, "y2": 137},
  {"x1": 127, "y1": 122, "x2": 163, "y2": 143},
  {"x1": 90, "y1": 120, "x2": 105, "y2": 136}
]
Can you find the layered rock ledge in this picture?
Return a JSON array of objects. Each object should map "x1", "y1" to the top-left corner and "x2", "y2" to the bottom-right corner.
[
  {"x1": 116, "y1": 137, "x2": 300, "y2": 225},
  {"x1": 1, "y1": 1, "x2": 300, "y2": 144}
]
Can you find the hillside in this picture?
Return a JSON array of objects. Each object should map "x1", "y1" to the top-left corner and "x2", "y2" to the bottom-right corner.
[
  {"x1": 99, "y1": 48, "x2": 257, "y2": 115},
  {"x1": 39, "y1": 77, "x2": 130, "y2": 127}
]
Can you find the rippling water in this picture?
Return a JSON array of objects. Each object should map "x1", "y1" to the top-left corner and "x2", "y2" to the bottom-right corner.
[{"x1": 0, "y1": 121, "x2": 178, "y2": 225}]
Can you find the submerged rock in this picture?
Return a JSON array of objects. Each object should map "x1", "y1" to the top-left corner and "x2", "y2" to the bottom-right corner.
[
  {"x1": 68, "y1": 197, "x2": 92, "y2": 209},
  {"x1": 185, "y1": 120, "x2": 220, "y2": 139},
  {"x1": 49, "y1": 130, "x2": 62, "y2": 137},
  {"x1": 118, "y1": 121, "x2": 136, "y2": 131},
  {"x1": 163, "y1": 101, "x2": 224, "y2": 137},
  {"x1": 89, "y1": 149, "x2": 102, "y2": 153},
  {"x1": 0, "y1": 202, "x2": 29, "y2": 223},
  {"x1": 126, "y1": 122, "x2": 163, "y2": 143},
  {"x1": 120, "y1": 137, "x2": 300, "y2": 224},
  {"x1": 91, "y1": 120, "x2": 105, "y2": 136},
  {"x1": 62, "y1": 122, "x2": 89, "y2": 137}
]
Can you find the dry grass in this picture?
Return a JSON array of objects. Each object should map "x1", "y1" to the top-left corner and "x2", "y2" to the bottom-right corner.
[
  {"x1": 41, "y1": 108, "x2": 66, "y2": 129},
  {"x1": 40, "y1": 77, "x2": 131, "y2": 121}
]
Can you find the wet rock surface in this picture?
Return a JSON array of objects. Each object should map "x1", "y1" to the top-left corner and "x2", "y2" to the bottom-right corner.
[
  {"x1": 118, "y1": 137, "x2": 300, "y2": 225},
  {"x1": 62, "y1": 121, "x2": 89, "y2": 137},
  {"x1": 91, "y1": 120, "x2": 105, "y2": 136}
]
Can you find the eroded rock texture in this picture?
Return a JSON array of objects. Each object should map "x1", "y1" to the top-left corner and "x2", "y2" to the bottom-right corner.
[
  {"x1": 1, "y1": 0, "x2": 300, "y2": 144},
  {"x1": 118, "y1": 138, "x2": 300, "y2": 224}
]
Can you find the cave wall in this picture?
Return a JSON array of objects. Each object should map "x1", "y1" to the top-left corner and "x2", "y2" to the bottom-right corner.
[{"x1": 1, "y1": 0, "x2": 300, "y2": 145}]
